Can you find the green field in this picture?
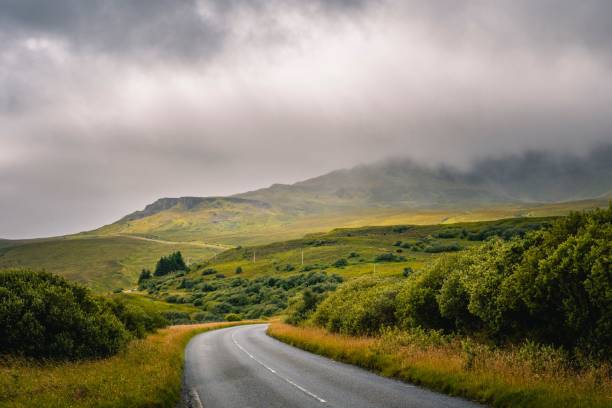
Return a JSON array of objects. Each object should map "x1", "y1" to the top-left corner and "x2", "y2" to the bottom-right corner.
[{"x1": 0, "y1": 236, "x2": 221, "y2": 292}]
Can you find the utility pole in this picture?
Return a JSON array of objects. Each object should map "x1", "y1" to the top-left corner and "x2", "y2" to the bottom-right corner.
[
  {"x1": 253, "y1": 249, "x2": 256, "y2": 263},
  {"x1": 374, "y1": 263, "x2": 376, "y2": 274},
  {"x1": 301, "y1": 248, "x2": 304, "y2": 266}
]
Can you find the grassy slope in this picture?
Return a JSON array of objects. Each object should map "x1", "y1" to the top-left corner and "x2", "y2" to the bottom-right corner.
[
  {"x1": 0, "y1": 236, "x2": 221, "y2": 292},
  {"x1": 0, "y1": 321, "x2": 261, "y2": 408},
  {"x1": 268, "y1": 323, "x2": 612, "y2": 408},
  {"x1": 140, "y1": 217, "x2": 553, "y2": 304},
  {"x1": 2, "y1": 199, "x2": 605, "y2": 293},
  {"x1": 92, "y1": 198, "x2": 608, "y2": 245}
]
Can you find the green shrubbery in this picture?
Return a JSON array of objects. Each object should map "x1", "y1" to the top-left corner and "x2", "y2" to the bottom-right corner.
[
  {"x1": 0, "y1": 269, "x2": 167, "y2": 360},
  {"x1": 312, "y1": 277, "x2": 402, "y2": 335},
  {"x1": 305, "y1": 207, "x2": 612, "y2": 360},
  {"x1": 143, "y1": 270, "x2": 343, "y2": 321}
]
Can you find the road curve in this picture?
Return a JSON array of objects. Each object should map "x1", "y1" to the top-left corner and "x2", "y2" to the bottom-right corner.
[{"x1": 181, "y1": 324, "x2": 483, "y2": 408}]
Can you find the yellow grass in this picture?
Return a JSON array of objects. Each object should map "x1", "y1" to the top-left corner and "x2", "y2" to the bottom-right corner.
[
  {"x1": 0, "y1": 321, "x2": 260, "y2": 408},
  {"x1": 268, "y1": 323, "x2": 612, "y2": 408}
]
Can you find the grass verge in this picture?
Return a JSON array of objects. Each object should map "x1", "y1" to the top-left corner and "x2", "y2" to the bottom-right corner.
[
  {"x1": 267, "y1": 322, "x2": 612, "y2": 408},
  {"x1": 0, "y1": 321, "x2": 260, "y2": 408}
]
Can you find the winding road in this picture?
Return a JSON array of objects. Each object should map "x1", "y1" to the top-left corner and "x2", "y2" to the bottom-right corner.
[{"x1": 181, "y1": 324, "x2": 482, "y2": 408}]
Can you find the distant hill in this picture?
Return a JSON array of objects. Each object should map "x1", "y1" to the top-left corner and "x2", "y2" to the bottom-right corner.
[
  {"x1": 238, "y1": 144, "x2": 612, "y2": 208},
  {"x1": 92, "y1": 145, "x2": 611, "y2": 245}
]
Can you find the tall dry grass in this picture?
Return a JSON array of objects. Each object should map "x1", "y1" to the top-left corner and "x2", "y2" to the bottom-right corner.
[
  {"x1": 268, "y1": 322, "x2": 612, "y2": 408},
  {"x1": 0, "y1": 321, "x2": 259, "y2": 408}
]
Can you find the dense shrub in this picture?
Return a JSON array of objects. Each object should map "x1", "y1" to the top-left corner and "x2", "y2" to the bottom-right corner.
[
  {"x1": 225, "y1": 313, "x2": 242, "y2": 322},
  {"x1": 285, "y1": 289, "x2": 324, "y2": 324},
  {"x1": 105, "y1": 298, "x2": 167, "y2": 339},
  {"x1": 333, "y1": 258, "x2": 348, "y2": 267},
  {"x1": 375, "y1": 253, "x2": 406, "y2": 262},
  {"x1": 304, "y1": 207, "x2": 612, "y2": 360},
  {"x1": 201, "y1": 268, "x2": 217, "y2": 276},
  {"x1": 0, "y1": 270, "x2": 129, "y2": 359},
  {"x1": 423, "y1": 242, "x2": 462, "y2": 253},
  {"x1": 312, "y1": 277, "x2": 402, "y2": 335}
]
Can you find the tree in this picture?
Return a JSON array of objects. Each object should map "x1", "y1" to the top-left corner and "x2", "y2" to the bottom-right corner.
[
  {"x1": 235, "y1": 266, "x2": 243, "y2": 274},
  {"x1": 154, "y1": 251, "x2": 187, "y2": 276},
  {"x1": 138, "y1": 269, "x2": 151, "y2": 283}
]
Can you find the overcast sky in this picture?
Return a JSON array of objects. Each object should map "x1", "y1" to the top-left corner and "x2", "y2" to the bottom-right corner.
[{"x1": 1, "y1": 0, "x2": 612, "y2": 238}]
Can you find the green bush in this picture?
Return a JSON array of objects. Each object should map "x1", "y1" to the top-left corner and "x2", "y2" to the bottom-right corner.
[
  {"x1": 285, "y1": 289, "x2": 323, "y2": 324},
  {"x1": 375, "y1": 253, "x2": 406, "y2": 262},
  {"x1": 225, "y1": 313, "x2": 242, "y2": 322},
  {"x1": 304, "y1": 207, "x2": 612, "y2": 360},
  {"x1": 312, "y1": 276, "x2": 402, "y2": 335},
  {"x1": 333, "y1": 258, "x2": 348, "y2": 267},
  {"x1": 0, "y1": 270, "x2": 129, "y2": 359}
]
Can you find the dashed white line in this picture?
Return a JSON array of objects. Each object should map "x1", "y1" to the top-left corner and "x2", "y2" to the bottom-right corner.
[
  {"x1": 189, "y1": 388, "x2": 204, "y2": 408},
  {"x1": 231, "y1": 331, "x2": 327, "y2": 404}
]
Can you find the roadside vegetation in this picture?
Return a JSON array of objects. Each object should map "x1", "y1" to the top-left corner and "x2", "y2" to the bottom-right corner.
[
  {"x1": 274, "y1": 206, "x2": 612, "y2": 407},
  {"x1": 268, "y1": 323, "x2": 611, "y2": 408},
  {"x1": 0, "y1": 269, "x2": 167, "y2": 360},
  {"x1": 0, "y1": 321, "x2": 258, "y2": 407}
]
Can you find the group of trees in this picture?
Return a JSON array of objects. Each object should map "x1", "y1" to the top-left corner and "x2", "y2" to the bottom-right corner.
[
  {"x1": 0, "y1": 270, "x2": 167, "y2": 360},
  {"x1": 154, "y1": 251, "x2": 187, "y2": 276},
  {"x1": 302, "y1": 207, "x2": 611, "y2": 360}
]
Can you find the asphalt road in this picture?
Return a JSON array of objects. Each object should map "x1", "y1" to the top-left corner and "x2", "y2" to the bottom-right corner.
[{"x1": 181, "y1": 324, "x2": 482, "y2": 408}]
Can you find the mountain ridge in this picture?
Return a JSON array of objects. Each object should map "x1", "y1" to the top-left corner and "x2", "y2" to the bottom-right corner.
[{"x1": 93, "y1": 146, "x2": 612, "y2": 245}]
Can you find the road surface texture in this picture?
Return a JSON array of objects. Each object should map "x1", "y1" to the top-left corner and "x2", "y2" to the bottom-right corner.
[{"x1": 181, "y1": 324, "x2": 483, "y2": 408}]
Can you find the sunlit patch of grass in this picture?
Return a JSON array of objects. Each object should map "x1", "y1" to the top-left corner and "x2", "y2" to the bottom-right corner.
[
  {"x1": 268, "y1": 322, "x2": 612, "y2": 408},
  {"x1": 0, "y1": 321, "x2": 260, "y2": 408},
  {"x1": 0, "y1": 236, "x2": 220, "y2": 292}
]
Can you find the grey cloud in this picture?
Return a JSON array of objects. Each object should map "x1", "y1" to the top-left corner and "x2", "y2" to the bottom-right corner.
[
  {"x1": 1, "y1": 0, "x2": 612, "y2": 238},
  {"x1": 0, "y1": 0, "x2": 372, "y2": 62},
  {"x1": 0, "y1": 0, "x2": 225, "y2": 61}
]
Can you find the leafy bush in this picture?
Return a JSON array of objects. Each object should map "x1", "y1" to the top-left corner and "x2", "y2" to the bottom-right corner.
[
  {"x1": 423, "y1": 242, "x2": 462, "y2": 253},
  {"x1": 285, "y1": 289, "x2": 324, "y2": 324},
  {"x1": 303, "y1": 207, "x2": 612, "y2": 360},
  {"x1": 375, "y1": 253, "x2": 406, "y2": 262},
  {"x1": 312, "y1": 277, "x2": 402, "y2": 335},
  {"x1": 201, "y1": 268, "x2": 217, "y2": 276},
  {"x1": 235, "y1": 266, "x2": 243, "y2": 274},
  {"x1": 105, "y1": 298, "x2": 167, "y2": 339},
  {"x1": 225, "y1": 313, "x2": 242, "y2": 322},
  {"x1": 0, "y1": 270, "x2": 129, "y2": 359},
  {"x1": 333, "y1": 258, "x2": 348, "y2": 267}
]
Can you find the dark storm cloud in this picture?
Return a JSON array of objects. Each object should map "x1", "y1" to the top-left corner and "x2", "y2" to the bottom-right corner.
[
  {"x1": 0, "y1": 0, "x2": 226, "y2": 61},
  {"x1": 0, "y1": 0, "x2": 372, "y2": 62},
  {"x1": 1, "y1": 0, "x2": 612, "y2": 238}
]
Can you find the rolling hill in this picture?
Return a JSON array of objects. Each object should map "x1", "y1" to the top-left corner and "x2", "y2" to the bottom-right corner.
[{"x1": 91, "y1": 147, "x2": 612, "y2": 244}]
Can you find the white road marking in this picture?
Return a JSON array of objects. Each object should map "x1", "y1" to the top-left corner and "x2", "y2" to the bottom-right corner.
[
  {"x1": 231, "y1": 331, "x2": 327, "y2": 404},
  {"x1": 189, "y1": 388, "x2": 204, "y2": 408}
]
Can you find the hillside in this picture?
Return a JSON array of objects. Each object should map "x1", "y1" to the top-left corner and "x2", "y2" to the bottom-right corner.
[
  {"x1": 135, "y1": 217, "x2": 554, "y2": 321},
  {"x1": 91, "y1": 147, "x2": 612, "y2": 245},
  {"x1": 0, "y1": 236, "x2": 220, "y2": 292}
]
